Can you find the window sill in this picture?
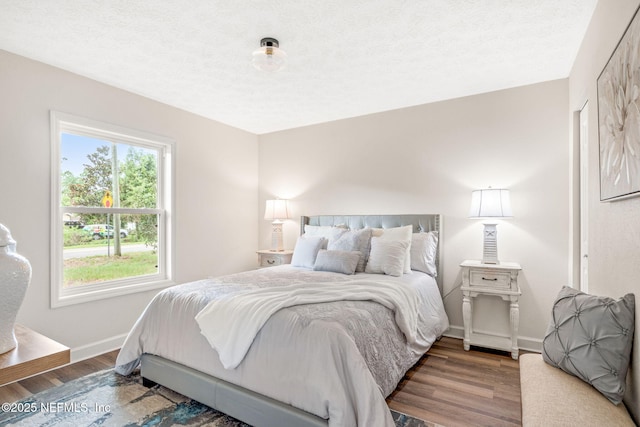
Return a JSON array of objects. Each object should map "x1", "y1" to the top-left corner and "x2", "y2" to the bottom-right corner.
[{"x1": 51, "y1": 278, "x2": 175, "y2": 308}]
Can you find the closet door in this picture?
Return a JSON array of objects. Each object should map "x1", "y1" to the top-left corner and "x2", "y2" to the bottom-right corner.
[{"x1": 579, "y1": 102, "x2": 589, "y2": 293}]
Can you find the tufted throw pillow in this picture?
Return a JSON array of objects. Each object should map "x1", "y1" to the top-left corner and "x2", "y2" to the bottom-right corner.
[{"x1": 542, "y1": 286, "x2": 635, "y2": 405}]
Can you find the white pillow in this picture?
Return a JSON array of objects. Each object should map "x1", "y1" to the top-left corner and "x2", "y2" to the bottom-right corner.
[
  {"x1": 291, "y1": 235, "x2": 326, "y2": 268},
  {"x1": 304, "y1": 225, "x2": 346, "y2": 249},
  {"x1": 371, "y1": 225, "x2": 412, "y2": 273},
  {"x1": 328, "y1": 228, "x2": 372, "y2": 272},
  {"x1": 313, "y1": 250, "x2": 361, "y2": 275},
  {"x1": 410, "y1": 231, "x2": 438, "y2": 277},
  {"x1": 364, "y1": 237, "x2": 409, "y2": 277}
]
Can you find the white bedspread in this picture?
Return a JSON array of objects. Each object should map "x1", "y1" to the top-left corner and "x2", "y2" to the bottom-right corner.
[
  {"x1": 196, "y1": 279, "x2": 421, "y2": 369},
  {"x1": 115, "y1": 266, "x2": 449, "y2": 427}
]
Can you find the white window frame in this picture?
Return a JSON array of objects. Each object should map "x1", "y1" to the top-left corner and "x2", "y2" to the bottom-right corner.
[{"x1": 50, "y1": 111, "x2": 175, "y2": 308}]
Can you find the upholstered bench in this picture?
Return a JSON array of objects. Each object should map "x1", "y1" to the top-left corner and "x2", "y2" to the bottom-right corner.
[{"x1": 519, "y1": 353, "x2": 635, "y2": 426}]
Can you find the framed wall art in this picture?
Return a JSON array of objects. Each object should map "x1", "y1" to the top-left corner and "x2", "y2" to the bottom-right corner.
[{"x1": 597, "y1": 6, "x2": 640, "y2": 201}]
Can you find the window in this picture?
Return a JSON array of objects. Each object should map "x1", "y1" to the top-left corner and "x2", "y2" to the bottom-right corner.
[{"x1": 50, "y1": 111, "x2": 174, "y2": 307}]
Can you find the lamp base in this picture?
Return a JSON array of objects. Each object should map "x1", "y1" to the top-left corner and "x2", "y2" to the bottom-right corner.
[
  {"x1": 271, "y1": 220, "x2": 284, "y2": 252},
  {"x1": 482, "y1": 223, "x2": 499, "y2": 264}
]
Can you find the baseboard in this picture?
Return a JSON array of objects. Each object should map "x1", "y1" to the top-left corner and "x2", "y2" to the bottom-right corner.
[
  {"x1": 518, "y1": 336, "x2": 542, "y2": 353},
  {"x1": 70, "y1": 333, "x2": 127, "y2": 363},
  {"x1": 443, "y1": 325, "x2": 464, "y2": 340},
  {"x1": 443, "y1": 325, "x2": 542, "y2": 353}
]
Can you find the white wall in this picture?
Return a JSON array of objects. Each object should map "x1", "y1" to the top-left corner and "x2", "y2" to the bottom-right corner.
[
  {"x1": 258, "y1": 79, "x2": 570, "y2": 349},
  {"x1": 0, "y1": 50, "x2": 259, "y2": 359},
  {"x1": 569, "y1": 0, "x2": 640, "y2": 420}
]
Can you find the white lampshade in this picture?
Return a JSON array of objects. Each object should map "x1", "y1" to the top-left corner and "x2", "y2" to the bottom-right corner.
[
  {"x1": 252, "y1": 37, "x2": 287, "y2": 72},
  {"x1": 264, "y1": 199, "x2": 290, "y2": 221},
  {"x1": 469, "y1": 189, "x2": 512, "y2": 218}
]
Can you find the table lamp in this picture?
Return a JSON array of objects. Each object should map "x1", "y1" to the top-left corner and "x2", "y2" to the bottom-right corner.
[
  {"x1": 469, "y1": 188, "x2": 512, "y2": 264},
  {"x1": 264, "y1": 199, "x2": 290, "y2": 252}
]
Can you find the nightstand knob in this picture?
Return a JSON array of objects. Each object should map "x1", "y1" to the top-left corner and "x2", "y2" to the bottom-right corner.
[
  {"x1": 482, "y1": 277, "x2": 498, "y2": 281},
  {"x1": 267, "y1": 259, "x2": 275, "y2": 264}
]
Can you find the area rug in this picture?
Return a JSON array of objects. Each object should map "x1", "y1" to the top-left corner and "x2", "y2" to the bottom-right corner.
[{"x1": 0, "y1": 369, "x2": 434, "y2": 426}]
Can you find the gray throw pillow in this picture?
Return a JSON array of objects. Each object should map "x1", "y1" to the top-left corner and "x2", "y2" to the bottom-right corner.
[
  {"x1": 542, "y1": 286, "x2": 635, "y2": 405},
  {"x1": 327, "y1": 228, "x2": 372, "y2": 272},
  {"x1": 313, "y1": 250, "x2": 360, "y2": 275}
]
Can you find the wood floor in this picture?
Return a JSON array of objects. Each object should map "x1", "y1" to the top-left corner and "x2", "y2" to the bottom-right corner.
[
  {"x1": 387, "y1": 337, "x2": 522, "y2": 426},
  {"x1": 0, "y1": 337, "x2": 522, "y2": 426},
  {"x1": 0, "y1": 349, "x2": 119, "y2": 404}
]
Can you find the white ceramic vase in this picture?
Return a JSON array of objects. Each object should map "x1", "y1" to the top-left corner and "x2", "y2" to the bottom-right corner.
[{"x1": 0, "y1": 224, "x2": 32, "y2": 354}]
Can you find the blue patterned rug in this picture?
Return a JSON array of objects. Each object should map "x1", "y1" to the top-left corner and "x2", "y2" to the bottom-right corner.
[{"x1": 0, "y1": 369, "x2": 435, "y2": 426}]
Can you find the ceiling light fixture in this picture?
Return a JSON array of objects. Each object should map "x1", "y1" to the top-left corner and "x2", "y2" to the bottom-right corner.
[{"x1": 252, "y1": 37, "x2": 287, "y2": 72}]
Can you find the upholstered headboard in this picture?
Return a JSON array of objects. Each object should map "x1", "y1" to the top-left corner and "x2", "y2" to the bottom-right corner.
[{"x1": 300, "y1": 214, "x2": 443, "y2": 294}]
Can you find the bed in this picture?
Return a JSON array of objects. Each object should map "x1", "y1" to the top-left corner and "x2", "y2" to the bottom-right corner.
[{"x1": 115, "y1": 214, "x2": 449, "y2": 427}]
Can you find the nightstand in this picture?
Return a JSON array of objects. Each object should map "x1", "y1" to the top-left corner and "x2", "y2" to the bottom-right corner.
[
  {"x1": 460, "y1": 260, "x2": 522, "y2": 360},
  {"x1": 256, "y1": 250, "x2": 293, "y2": 268}
]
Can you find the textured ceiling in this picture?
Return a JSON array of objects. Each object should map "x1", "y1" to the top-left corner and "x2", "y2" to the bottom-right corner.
[{"x1": 0, "y1": 1, "x2": 597, "y2": 134}]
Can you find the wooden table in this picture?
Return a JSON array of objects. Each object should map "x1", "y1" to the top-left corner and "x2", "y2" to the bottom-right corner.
[{"x1": 0, "y1": 324, "x2": 70, "y2": 386}]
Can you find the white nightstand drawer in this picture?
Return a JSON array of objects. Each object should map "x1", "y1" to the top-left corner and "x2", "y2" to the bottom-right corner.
[
  {"x1": 257, "y1": 250, "x2": 293, "y2": 268},
  {"x1": 260, "y1": 254, "x2": 285, "y2": 267},
  {"x1": 469, "y1": 269, "x2": 511, "y2": 289}
]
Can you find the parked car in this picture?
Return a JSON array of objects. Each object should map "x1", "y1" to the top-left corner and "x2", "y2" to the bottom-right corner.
[
  {"x1": 83, "y1": 224, "x2": 128, "y2": 240},
  {"x1": 64, "y1": 220, "x2": 85, "y2": 228}
]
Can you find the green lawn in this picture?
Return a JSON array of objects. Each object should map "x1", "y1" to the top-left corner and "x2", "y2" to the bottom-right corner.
[{"x1": 64, "y1": 252, "x2": 157, "y2": 287}]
